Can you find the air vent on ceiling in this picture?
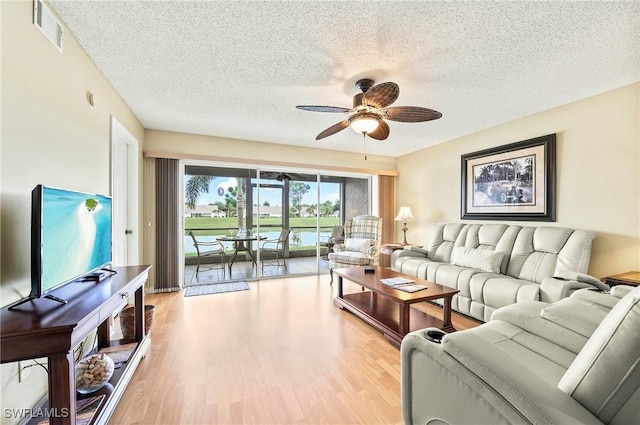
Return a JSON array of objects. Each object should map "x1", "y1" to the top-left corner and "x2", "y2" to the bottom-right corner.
[{"x1": 34, "y1": 0, "x2": 63, "y2": 53}]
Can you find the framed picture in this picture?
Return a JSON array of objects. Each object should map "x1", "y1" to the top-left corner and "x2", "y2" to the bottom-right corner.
[{"x1": 461, "y1": 134, "x2": 556, "y2": 221}]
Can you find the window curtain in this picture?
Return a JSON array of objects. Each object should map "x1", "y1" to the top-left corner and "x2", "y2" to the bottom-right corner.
[
  {"x1": 377, "y1": 175, "x2": 395, "y2": 244},
  {"x1": 154, "y1": 158, "x2": 181, "y2": 292}
]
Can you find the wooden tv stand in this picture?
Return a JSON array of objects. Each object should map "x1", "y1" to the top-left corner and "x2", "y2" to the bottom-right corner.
[{"x1": 1, "y1": 265, "x2": 151, "y2": 425}]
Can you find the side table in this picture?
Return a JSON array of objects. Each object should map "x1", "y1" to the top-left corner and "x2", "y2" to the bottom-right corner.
[
  {"x1": 601, "y1": 271, "x2": 640, "y2": 287},
  {"x1": 380, "y1": 243, "x2": 418, "y2": 268}
]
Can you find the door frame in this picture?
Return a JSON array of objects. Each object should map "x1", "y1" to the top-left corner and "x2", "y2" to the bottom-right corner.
[{"x1": 110, "y1": 116, "x2": 139, "y2": 265}]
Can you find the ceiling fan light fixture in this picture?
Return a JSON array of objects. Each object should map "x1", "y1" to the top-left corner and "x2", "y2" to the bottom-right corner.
[
  {"x1": 350, "y1": 113, "x2": 380, "y2": 134},
  {"x1": 297, "y1": 79, "x2": 441, "y2": 141}
]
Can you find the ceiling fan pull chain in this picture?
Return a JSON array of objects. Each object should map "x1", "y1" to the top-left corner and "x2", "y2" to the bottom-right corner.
[{"x1": 363, "y1": 133, "x2": 368, "y2": 160}]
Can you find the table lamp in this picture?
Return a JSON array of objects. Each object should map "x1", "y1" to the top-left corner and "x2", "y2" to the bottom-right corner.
[{"x1": 394, "y1": 206, "x2": 414, "y2": 245}]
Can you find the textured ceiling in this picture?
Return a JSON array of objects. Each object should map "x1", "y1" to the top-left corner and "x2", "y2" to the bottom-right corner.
[{"x1": 49, "y1": 1, "x2": 639, "y2": 157}]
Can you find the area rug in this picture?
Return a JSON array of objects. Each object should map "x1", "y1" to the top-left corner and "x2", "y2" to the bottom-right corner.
[{"x1": 184, "y1": 281, "x2": 250, "y2": 297}]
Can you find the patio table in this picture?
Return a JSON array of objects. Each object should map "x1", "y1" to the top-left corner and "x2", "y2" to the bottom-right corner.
[{"x1": 216, "y1": 235, "x2": 267, "y2": 272}]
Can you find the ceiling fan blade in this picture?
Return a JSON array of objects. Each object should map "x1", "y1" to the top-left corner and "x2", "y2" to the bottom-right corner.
[
  {"x1": 367, "y1": 120, "x2": 390, "y2": 141},
  {"x1": 385, "y1": 106, "x2": 443, "y2": 122},
  {"x1": 296, "y1": 105, "x2": 351, "y2": 113},
  {"x1": 316, "y1": 120, "x2": 350, "y2": 140},
  {"x1": 362, "y1": 82, "x2": 399, "y2": 109}
]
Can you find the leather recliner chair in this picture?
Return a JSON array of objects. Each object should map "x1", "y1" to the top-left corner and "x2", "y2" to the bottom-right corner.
[{"x1": 401, "y1": 285, "x2": 640, "y2": 425}]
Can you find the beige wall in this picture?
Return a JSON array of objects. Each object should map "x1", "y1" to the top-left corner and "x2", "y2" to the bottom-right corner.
[
  {"x1": 0, "y1": 2, "x2": 144, "y2": 421},
  {"x1": 144, "y1": 129, "x2": 397, "y2": 173},
  {"x1": 396, "y1": 83, "x2": 640, "y2": 277}
]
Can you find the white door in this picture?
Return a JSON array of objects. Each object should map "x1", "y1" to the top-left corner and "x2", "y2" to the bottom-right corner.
[{"x1": 111, "y1": 117, "x2": 139, "y2": 266}]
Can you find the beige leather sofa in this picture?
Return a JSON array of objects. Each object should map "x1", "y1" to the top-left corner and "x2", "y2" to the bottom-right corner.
[
  {"x1": 401, "y1": 285, "x2": 640, "y2": 425},
  {"x1": 391, "y1": 223, "x2": 598, "y2": 322}
]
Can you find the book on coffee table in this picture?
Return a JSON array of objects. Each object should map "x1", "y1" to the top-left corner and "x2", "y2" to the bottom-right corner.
[
  {"x1": 381, "y1": 277, "x2": 415, "y2": 286},
  {"x1": 394, "y1": 284, "x2": 428, "y2": 293},
  {"x1": 381, "y1": 277, "x2": 427, "y2": 292}
]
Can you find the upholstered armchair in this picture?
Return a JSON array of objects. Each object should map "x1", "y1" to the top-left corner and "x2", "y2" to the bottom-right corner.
[{"x1": 328, "y1": 215, "x2": 383, "y2": 285}]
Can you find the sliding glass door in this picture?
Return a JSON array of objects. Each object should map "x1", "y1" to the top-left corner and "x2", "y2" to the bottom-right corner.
[{"x1": 183, "y1": 163, "x2": 371, "y2": 284}]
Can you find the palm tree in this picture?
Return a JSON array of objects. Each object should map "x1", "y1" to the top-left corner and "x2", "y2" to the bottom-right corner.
[
  {"x1": 185, "y1": 175, "x2": 214, "y2": 209},
  {"x1": 522, "y1": 157, "x2": 534, "y2": 185},
  {"x1": 320, "y1": 200, "x2": 334, "y2": 217},
  {"x1": 477, "y1": 165, "x2": 492, "y2": 183}
]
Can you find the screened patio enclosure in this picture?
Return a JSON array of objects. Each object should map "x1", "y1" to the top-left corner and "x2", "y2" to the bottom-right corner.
[{"x1": 183, "y1": 164, "x2": 372, "y2": 285}]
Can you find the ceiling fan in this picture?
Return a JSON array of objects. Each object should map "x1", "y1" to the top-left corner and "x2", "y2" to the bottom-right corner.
[{"x1": 296, "y1": 79, "x2": 442, "y2": 141}]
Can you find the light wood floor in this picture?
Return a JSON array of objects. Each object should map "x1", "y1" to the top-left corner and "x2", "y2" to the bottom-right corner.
[{"x1": 110, "y1": 275, "x2": 480, "y2": 424}]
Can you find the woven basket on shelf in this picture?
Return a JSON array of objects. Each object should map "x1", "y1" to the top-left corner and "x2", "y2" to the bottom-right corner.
[{"x1": 119, "y1": 304, "x2": 155, "y2": 340}]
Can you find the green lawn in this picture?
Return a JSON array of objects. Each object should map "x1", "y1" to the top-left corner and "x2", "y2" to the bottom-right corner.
[{"x1": 185, "y1": 216, "x2": 339, "y2": 235}]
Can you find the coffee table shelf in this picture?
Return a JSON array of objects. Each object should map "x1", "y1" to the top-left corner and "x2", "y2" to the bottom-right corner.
[
  {"x1": 335, "y1": 292, "x2": 452, "y2": 347},
  {"x1": 332, "y1": 267, "x2": 459, "y2": 348}
]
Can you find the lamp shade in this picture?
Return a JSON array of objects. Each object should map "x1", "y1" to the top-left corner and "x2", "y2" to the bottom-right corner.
[
  {"x1": 350, "y1": 114, "x2": 380, "y2": 134},
  {"x1": 395, "y1": 206, "x2": 414, "y2": 222}
]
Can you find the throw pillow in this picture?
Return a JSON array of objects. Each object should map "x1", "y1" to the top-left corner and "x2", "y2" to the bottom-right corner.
[
  {"x1": 451, "y1": 246, "x2": 504, "y2": 273},
  {"x1": 344, "y1": 238, "x2": 374, "y2": 253}
]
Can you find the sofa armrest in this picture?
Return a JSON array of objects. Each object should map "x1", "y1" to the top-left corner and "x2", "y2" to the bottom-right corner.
[
  {"x1": 391, "y1": 247, "x2": 427, "y2": 261},
  {"x1": 401, "y1": 330, "x2": 602, "y2": 425},
  {"x1": 540, "y1": 277, "x2": 595, "y2": 303},
  {"x1": 403, "y1": 246, "x2": 429, "y2": 255}
]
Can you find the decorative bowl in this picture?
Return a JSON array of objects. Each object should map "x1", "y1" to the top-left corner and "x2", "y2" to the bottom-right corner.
[{"x1": 75, "y1": 353, "x2": 114, "y2": 394}]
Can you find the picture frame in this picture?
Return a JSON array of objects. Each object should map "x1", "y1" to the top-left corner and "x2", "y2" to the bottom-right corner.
[{"x1": 461, "y1": 134, "x2": 556, "y2": 221}]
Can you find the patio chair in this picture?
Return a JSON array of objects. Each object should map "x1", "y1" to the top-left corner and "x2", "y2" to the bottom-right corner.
[
  {"x1": 260, "y1": 228, "x2": 291, "y2": 271},
  {"x1": 187, "y1": 231, "x2": 226, "y2": 276},
  {"x1": 328, "y1": 215, "x2": 383, "y2": 285},
  {"x1": 321, "y1": 225, "x2": 344, "y2": 259}
]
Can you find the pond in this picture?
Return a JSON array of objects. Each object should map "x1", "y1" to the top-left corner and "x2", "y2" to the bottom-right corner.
[{"x1": 185, "y1": 230, "x2": 332, "y2": 254}]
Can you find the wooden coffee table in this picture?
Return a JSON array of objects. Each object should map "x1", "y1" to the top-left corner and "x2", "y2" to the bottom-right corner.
[{"x1": 332, "y1": 266, "x2": 459, "y2": 348}]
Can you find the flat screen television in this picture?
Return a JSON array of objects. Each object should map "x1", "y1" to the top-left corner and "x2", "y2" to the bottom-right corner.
[{"x1": 8, "y1": 185, "x2": 113, "y2": 309}]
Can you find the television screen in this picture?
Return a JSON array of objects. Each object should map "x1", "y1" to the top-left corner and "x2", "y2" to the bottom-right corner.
[{"x1": 35, "y1": 185, "x2": 112, "y2": 295}]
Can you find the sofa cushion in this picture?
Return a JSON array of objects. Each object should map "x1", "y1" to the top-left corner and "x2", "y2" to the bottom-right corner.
[
  {"x1": 456, "y1": 320, "x2": 575, "y2": 382},
  {"x1": 553, "y1": 229, "x2": 597, "y2": 277},
  {"x1": 492, "y1": 301, "x2": 590, "y2": 355},
  {"x1": 468, "y1": 274, "x2": 540, "y2": 322},
  {"x1": 540, "y1": 298, "x2": 607, "y2": 337},
  {"x1": 450, "y1": 246, "x2": 504, "y2": 273},
  {"x1": 507, "y1": 227, "x2": 596, "y2": 285},
  {"x1": 534, "y1": 227, "x2": 573, "y2": 253},
  {"x1": 570, "y1": 288, "x2": 621, "y2": 312},
  {"x1": 328, "y1": 251, "x2": 373, "y2": 266},
  {"x1": 558, "y1": 286, "x2": 640, "y2": 422},
  {"x1": 427, "y1": 223, "x2": 466, "y2": 262},
  {"x1": 343, "y1": 237, "x2": 373, "y2": 253},
  {"x1": 393, "y1": 256, "x2": 435, "y2": 279},
  {"x1": 461, "y1": 224, "x2": 521, "y2": 274}
]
